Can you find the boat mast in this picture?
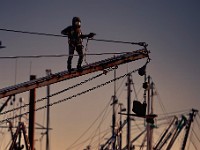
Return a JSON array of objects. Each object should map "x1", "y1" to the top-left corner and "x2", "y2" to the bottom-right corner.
[
  {"x1": 112, "y1": 67, "x2": 117, "y2": 150},
  {"x1": 46, "y1": 69, "x2": 51, "y2": 150},
  {"x1": 147, "y1": 76, "x2": 154, "y2": 150},
  {"x1": 126, "y1": 73, "x2": 132, "y2": 150},
  {"x1": 28, "y1": 75, "x2": 36, "y2": 150}
]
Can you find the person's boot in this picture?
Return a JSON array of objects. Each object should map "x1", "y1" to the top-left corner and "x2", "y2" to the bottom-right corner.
[
  {"x1": 67, "y1": 64, "x2": 72, "y2": 73},
  {"x1": 77, "y1": 64, "x2": 83, "y2": 72}
]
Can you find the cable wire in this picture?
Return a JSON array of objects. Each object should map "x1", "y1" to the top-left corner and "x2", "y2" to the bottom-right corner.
[
  {"x1": 191, "y1": 127, "x2": 200, "y2": 143},
  {"x1": 66, "y1": 97, "x2": 112, "y2": 150},
  {"x1": 0, "y1": 28, "x2": 66, "y2": 37},
  {"x1": 0, "y1": 28, "x2": 147, "y2": 46},
  {"x1": 0, "y1": 69, "x2": 109, "y2": 116},
  {"x1": 0, "y1": 52, "x2": 129, "y2": 59},
  {"x1": 87, "y1": 97, "x2": 112, "y2": 147},
  {"x1": 0, "y1": 68, "x2": 140, "y2": 123}
]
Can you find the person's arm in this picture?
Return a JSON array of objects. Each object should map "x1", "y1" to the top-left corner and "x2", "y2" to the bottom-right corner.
[
  {"x1": 61, "y1": 27, "x2": 70, "y2": 35},
  {"x1": 80, "y1": 32, "x2": 96, "y2": 39}
]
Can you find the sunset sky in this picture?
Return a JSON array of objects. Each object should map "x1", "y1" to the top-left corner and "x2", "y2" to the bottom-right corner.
[{"x1": 0, "y1": 1, "x2": 200, "y2": 149}]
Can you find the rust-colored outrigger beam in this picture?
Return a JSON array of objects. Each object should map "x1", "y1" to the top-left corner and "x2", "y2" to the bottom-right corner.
[{"x1": 0, "y1": 48, "x2": 149, "y2": 99}]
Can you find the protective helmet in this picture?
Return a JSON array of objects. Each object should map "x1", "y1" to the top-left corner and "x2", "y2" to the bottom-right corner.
[{"x1": 72, "y1": 17, "x2": 81, "y2": 28}]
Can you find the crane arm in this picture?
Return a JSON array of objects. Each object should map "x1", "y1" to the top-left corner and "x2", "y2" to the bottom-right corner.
[
  {"x1": 181, "y1": 109, "x2": 198, "y2": 150},
  {"x1": 153, "y1": 116, "x2": 178, "y2": 150},
  {"x1": 166, "y1": 115, "x2": 187, "y2": 150}
]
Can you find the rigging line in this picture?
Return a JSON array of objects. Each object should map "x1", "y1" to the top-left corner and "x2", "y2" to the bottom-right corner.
[
  {"x1": 69, "y1": 129, "x2": 110, "y2": 150},
  {"x1": 3, "y1": 139, "x2": 12, "y2": 150},
  {"x1": 189, "y1": 132, "x2": 197, "y2": 150},
  {"x1": 191, "y1": 127, "x2": 200, "y2": 143},
  {"x1": 38, "y1": 71, "x2": 107, "y2": 102},
  {"x1": 88, "y1": 97, "x2": 112, "y2": 146},
  {"x1": 0, "y1": 52, "x2": 128, "y2": 59},
  {"x1": 114, "y1": 76, "x2": 126, "y2": 102},
  {"x1": 0, "y1": 67, "x2": 139, "y2": 124},
  {"x1": 0, "y1": 28, "x2": 147, "y2": 46},
  {"x1": 133, "y1": 119, "x2": 143, "y2": 132},
  {"x1": 157, "y1": 108, "x2": 190, "y2": 117},
  {"x1": 88, "y1": 129, "x2": 111, "y2": 150},
  {"x1": 153, "y1": 84, "x2": 167, "y2": 115},
  {"x1": 83, "y1": 38, "x2": 89, "y2": 65},
  {"x1": 197, "y1": 113, "x2": 200, "y2": 120},
  {"x1": 70, "y1": 128, "x2": 111, "y2": 150},
  {"x1": 131, "y1": 74, "x2": 139, "y2": 100},
  {"x1": 0, "y1": 132, "x2": 6, "y2": 149},
  {"x1": 194, "y1": 117, "x2": 200, "y2": 130},
  {"x1": 0, "y1": 28, "x2": 66, "y2": 37},
  {"x1": 86, "y1": 108, "x2": 112, "y2": 149},
  {"x1": 66, "y1": 96, "x2": 113, "y2": 150},
  {"x1": 76, "y1": 110, "x2": 112, "y2": 149},
  {"x1": 0, "y1": 101, "x2": 11, "y2": 125},
  {"x1": 89, "y1": 38, "x2": 147, "y2": 46},
  {"x1": 190, "y1": 137, "x2": 198, "y2": 150},
  {"x1": 22, "y1": 116, "x2": 46, "y2": 129},
  {"x1": 86, "y1": 92, "x2": 116, "y2": 147},
  {"x1": 0, "y1": 70, "x2": 108, "y2": 116}
]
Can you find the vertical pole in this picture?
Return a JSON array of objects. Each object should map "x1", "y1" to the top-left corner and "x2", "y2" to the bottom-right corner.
[
  {"x1": 46, "y1": 69, "x2": 51, "y2": 150},
  {"x1": 127, "y1": 74, "x2": 131, "y2": 150},
  {"x1": 112, "y1": 68, "x2": 117, "y2": 150},
  {"x1": 29, "y1": 75, "x2": 36, "y2": 150},
  {"x1": 119, "y1": 104, "x2": 123, "y2": 150},
  {"x1": 151, "y1": 82, "x2": 154, "y2": 114},
  {"x1": 18, "y1": 97, "x2": 23, "y2": 148},
  {"x1": 147, "y1": 76, "x2": 152, "y2": 150},
  {"x1": 143, "y1": 72, "x2": 147, "y2": 149},
  {"x1": 150, "y1": 82, "x2": 154, "y2": 149}
]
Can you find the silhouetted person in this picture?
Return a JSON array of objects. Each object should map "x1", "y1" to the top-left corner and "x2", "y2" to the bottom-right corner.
[{"x1": 61, "y1": 17, "x2": 95, "y2": 72}]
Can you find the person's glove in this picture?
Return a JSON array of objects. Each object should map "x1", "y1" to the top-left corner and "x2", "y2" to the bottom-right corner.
[{"x1": 88, "y1": 32, "x2": 96, "y2": 38}]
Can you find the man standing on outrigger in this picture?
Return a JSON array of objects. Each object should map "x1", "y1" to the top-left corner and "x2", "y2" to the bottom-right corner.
[{"x1": 61, "y1": 17, "x2": 95, "y2": 72}]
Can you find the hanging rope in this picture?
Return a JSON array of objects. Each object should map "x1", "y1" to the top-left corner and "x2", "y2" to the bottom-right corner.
[{"x1": 83, "y1": 38, "x2": 89, "y2": 65}]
